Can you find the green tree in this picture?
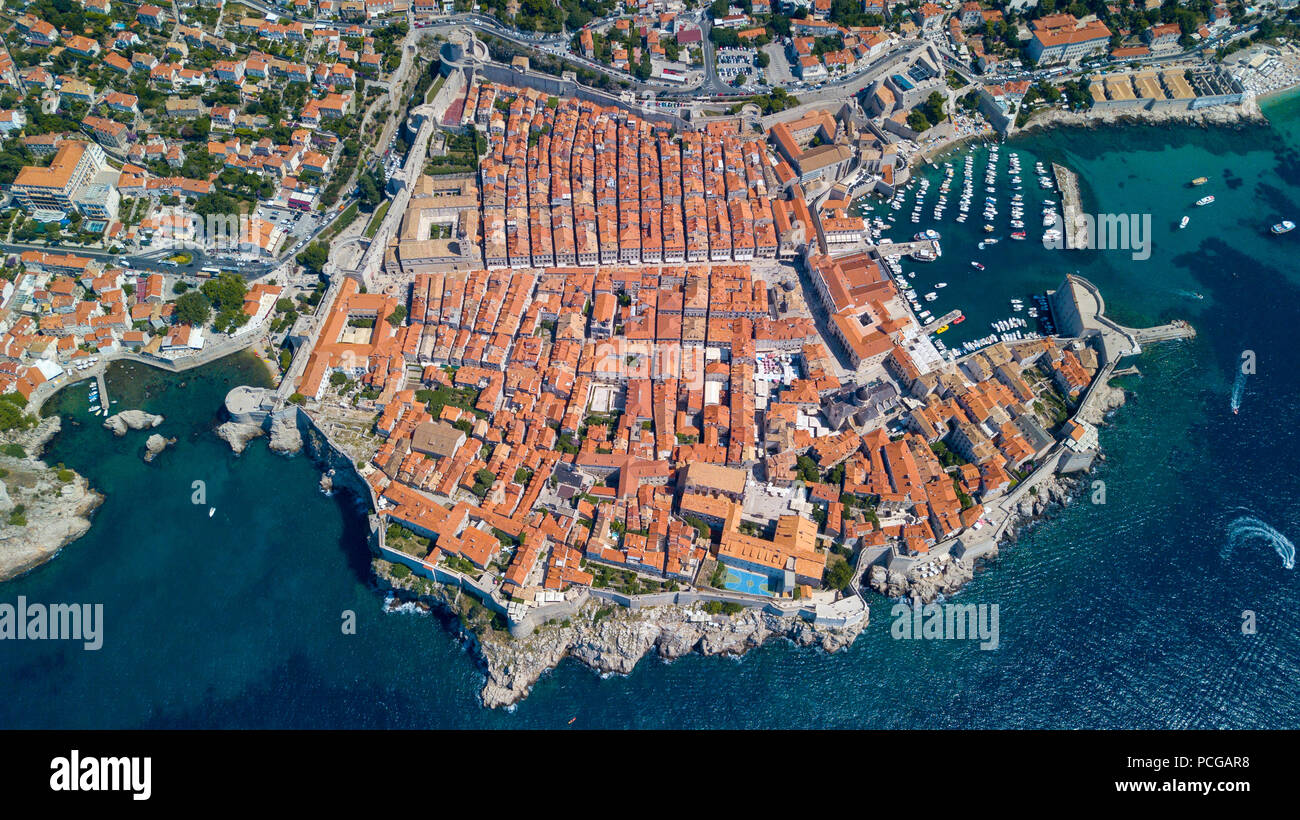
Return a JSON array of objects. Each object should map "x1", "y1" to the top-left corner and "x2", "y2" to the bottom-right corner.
[
  {"x1": 297, "y1": 242, "x2": 329, "y2": 275},
  {"x1": 173, "y1": 290, "x2": 212, "y2": 326},
  {"x1": 825, "y1": 558, "x2": 854, "y2": 591}
]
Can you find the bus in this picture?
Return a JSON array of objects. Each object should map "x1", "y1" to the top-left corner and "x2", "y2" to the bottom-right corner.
[{"x1": 200, "y1": 266, "x2": 221, "y2": 276}]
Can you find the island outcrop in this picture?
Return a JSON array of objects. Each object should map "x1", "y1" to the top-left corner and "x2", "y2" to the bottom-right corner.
[{"x1": 103, "y1": 410, "x2": 164, "y2": 436}]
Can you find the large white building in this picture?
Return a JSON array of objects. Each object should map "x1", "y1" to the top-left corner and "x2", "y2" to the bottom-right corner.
[{"x1": 11, "y1": 140, "x2": 110, "y2": 221}]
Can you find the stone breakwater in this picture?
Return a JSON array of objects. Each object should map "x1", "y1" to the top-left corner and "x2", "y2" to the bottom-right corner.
[
  {"x1": 376, "y1": 561, "x2": 864, "y2": 709},
  {"x1": 0, "y1": 417, "x2": 104, "y2": 582}
]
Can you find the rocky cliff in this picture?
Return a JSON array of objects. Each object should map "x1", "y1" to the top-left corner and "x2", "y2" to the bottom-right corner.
[
  {"x1": 376, "y1": 560, "x2": 864, "y2": 709},
  {"x1": 1018, "y1": 96, "x2": 1266, "y2": 135},
  {"x1": 478, "y1": 600, "x2": 862, "y2": 708},
  {"x1": 215, "y1": 409, "x2": 305, "y2": 456},
  {"x1": 0, "y1": 417, "x2": 103, "y2": 582}
]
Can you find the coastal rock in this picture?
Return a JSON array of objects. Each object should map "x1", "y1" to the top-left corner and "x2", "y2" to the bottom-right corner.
[
  {"x1": 0, "y1": 456, "x2": 103, "y2": 582},
  {"x1": 13, "y1": 416, "x2": 62, "y2": 457},
  {"x1": 375, "y1": 562, "x2": 864, "y2": 709},
  {"x1": 1017, "y1": 97, "x2": 1265, "y2": 136},
  {"x1": 268, "y1": 411, "x2": 303, "y2": 455},
  {"x1": 1077, "y1": 379, "x2": 1128, "y2": 426},
  {"x1": 472, "y1": 598, "x2": 864, "y2": 709},
  {"x1": 143, "y1": 434, "x2": 175, "y2": 463},
  {"x1": 215, "y1": 420, "x2": 265, "y2": 454},
  {"x1": 103, "y1": 410, "x2": 164, "y2": 437}
]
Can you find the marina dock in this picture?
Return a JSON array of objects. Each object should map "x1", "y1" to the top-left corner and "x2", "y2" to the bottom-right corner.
[
  {"x1": 873, "y1": 239, "x2": 942, "y2": 257},
  {"x1": 95, "y1": 371, "x2": 108, "y2": 409},
  {"x1": 925, "y1": 308, "x2": 964, "y2": 328}
]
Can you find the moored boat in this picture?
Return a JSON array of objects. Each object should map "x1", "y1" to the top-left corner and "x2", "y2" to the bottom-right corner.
[{"x1": 1271, "y1": 220, "x2": 1295, "y2": 234}]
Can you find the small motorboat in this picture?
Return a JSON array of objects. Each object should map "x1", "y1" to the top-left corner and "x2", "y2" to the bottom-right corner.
[
  {"x1": 1195, "y1": 195, "x2": 1215, "y2": 207},
  {"x1": 1179, "y1": 216, "x2": 1189, "y2": 229},
  {"x1": 208, "y1": 507, "x2": 216, "y2": 518},
  {"x1": 1271, "y1": 220, "x2": 1295, "y2": 234},
  {"x1": 1191, "y1": 176, "x2": 1209, "y2": 186},
  {"x1": 971, "y1": 261, "x2": 985, "y2": 270}
]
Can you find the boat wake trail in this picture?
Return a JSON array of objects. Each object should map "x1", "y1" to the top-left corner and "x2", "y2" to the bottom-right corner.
[
  {"x1": 1222, "y1": 516, "x2": 1296, "y2": 570},
  {"x1": 1230, "y1": 369, "x2": 1247, "y2": 414}
]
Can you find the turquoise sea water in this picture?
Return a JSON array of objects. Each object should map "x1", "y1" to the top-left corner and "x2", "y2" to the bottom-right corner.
[{"x1": 3, "y1": 98, "x2": 1300, "y2": 728}]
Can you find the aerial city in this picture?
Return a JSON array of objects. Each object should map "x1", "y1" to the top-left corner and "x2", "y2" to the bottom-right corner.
[{"x1": 0, "y1": 0, "x2": 1297, "y2": 738}]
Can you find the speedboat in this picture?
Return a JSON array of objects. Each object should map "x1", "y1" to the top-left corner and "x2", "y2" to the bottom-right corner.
[
  {"x1": 1179, "y1": 216, "x2": 1189, "y2": 229},
  {"x1": 1271, "y1": 220, "x2": 1295, "y2": 234},
  {"x1": 971, "y1": 261, "x2": 985, "y2": 270},
  {"x1": 935, "y1": 282, "x2": 947, "y2": 288},
  {"x1": 1196, "y1": 195, "x2": 1215, "y2": 206}
]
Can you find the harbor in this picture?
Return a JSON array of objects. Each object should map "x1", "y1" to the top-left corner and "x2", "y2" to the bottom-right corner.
[{"x1": 855, "y1": 140, "x2": 1073, "y2": 361}]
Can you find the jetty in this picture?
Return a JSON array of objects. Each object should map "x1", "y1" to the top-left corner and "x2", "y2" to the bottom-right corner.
[
  {"x1": 873, "y1": 239, "x2": 942, "y2": 257},
  {"x1": 95, "y1": 371, "x2": 108, "y2": 409},
  {"x1": 1053, "y1": 163, "x2": 1086, "y2": 249},
  {"x1": 924, "y1": 308, "x2": 964, "y2": 329}
]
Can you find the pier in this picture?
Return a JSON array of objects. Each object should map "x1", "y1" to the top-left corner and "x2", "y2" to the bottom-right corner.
[
  {"x1": 923, "y1": 308, "x2": 964, "y2": 330},
  {"x1": 1053, "y1": 163, "x2": 1086, "y2": 249},
  {"x1": 873, "y1": 239, "x2": 942, "y2": 258},
  {"x1": 95, "y1": 371, "x2": 108, "y2": 409}
]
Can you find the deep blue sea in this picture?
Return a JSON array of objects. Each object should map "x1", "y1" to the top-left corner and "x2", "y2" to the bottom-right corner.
[{"x1": 3, "y1": 97, "x2": 1300, "y2": 728}]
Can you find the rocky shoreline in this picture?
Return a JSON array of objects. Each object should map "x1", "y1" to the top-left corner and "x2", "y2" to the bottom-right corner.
[
  {"x1": 1017, "y1": 96, "x2": 1266, "y2": 135},
  {"x1": 868, "y1": 376, "x2": 1131, "y2": 604},
  {"x1": 375, "y1": 560, "x2": 864, "y2": 709},
  {"x1": 0, "y1": 417, "x2": 104, "y2": 583}
]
